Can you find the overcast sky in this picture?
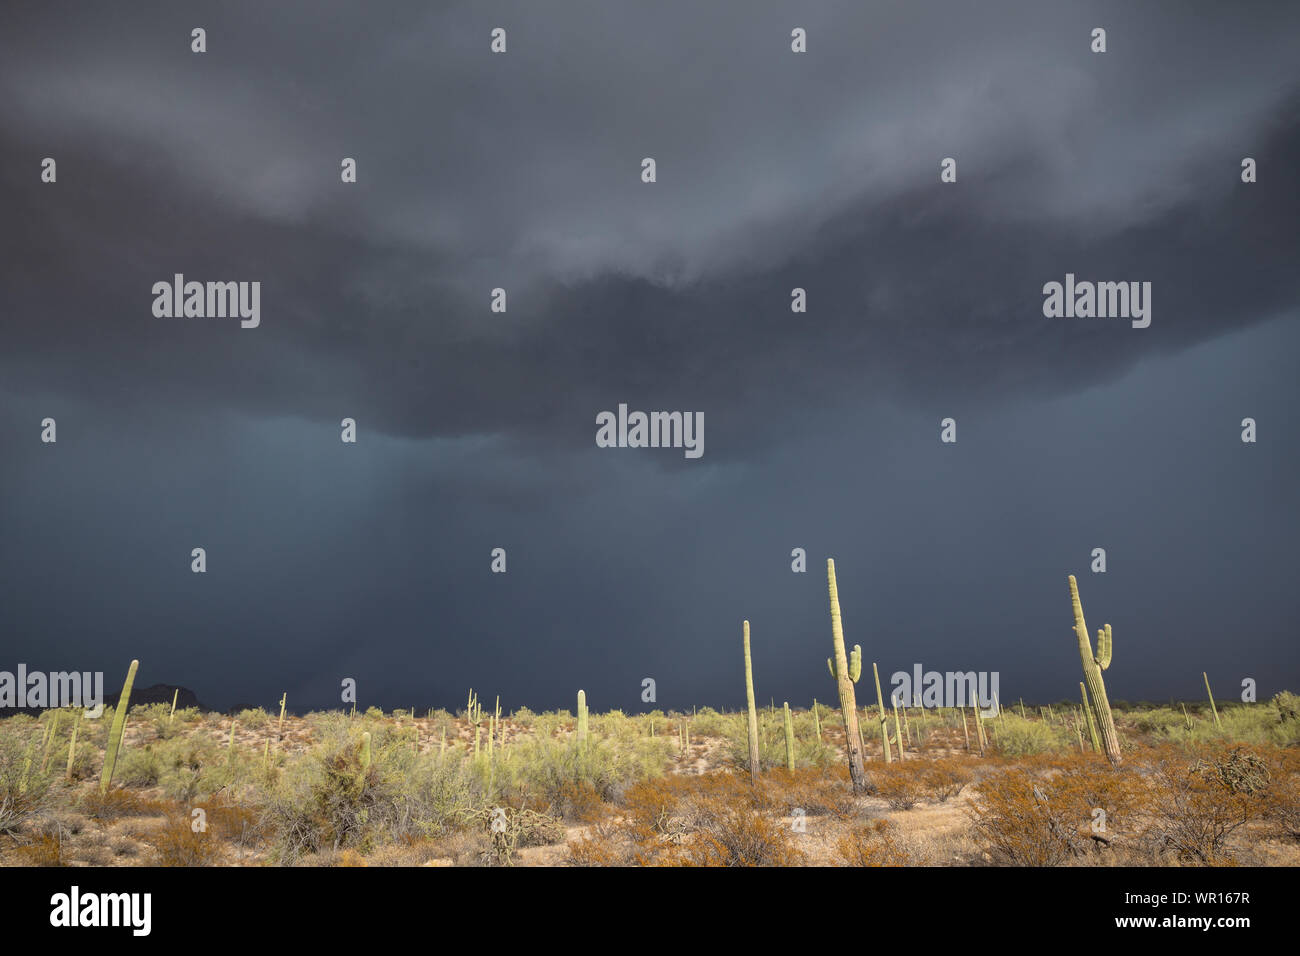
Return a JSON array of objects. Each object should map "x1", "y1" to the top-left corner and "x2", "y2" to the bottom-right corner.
[{"x1": 1, "y1": 1, "x2": 1297, "y2": 713}]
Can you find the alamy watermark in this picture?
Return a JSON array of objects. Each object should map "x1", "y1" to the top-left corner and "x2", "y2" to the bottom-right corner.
[
  {"x1": 595, "y1": 404, "x2": 703, "y2": 459},
  {"x1": 1042, "y1": 273, "x2": 1151, "y2": 328},
  {"x1": 0, "y1": 665, "x2": 104, "y2": 717},
  {"x1": 890, "y1": 664, "x2": 1000, "y2": 718}
]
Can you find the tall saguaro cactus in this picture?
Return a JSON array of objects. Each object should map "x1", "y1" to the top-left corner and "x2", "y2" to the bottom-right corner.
[
  {"x1": 99, "y1": 659, "x2": 139, "y2": 794},
  {"x1": 576, "y1": 690, "x2": 589, "y2": 744},
  {"x1": 826, "y1": 559, "x2": 868, "y2": 792},
  {"x1": 783, "y1": 702, "x2": 795, "y2": 771},
  {"x1": 743, "y1": 620, "x2": 761, "y2": 784},
  {"x1": 872, "y1": 662, "x2": 892, "y2": 763},
  {"x1": 1203, "y1": 672, "x2": 1222, "y2": 730},
  {"x1": 1068, "y1": 575, "x2": 1121, "y2": 767}
]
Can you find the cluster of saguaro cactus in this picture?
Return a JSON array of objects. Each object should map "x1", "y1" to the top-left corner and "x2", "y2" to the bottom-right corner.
[
  {"x1": 1069, "y1": 575, "x2": 1121, "y2": 767},
  {"x1": 826, "y1": 559, "x2": 868, "y2": 792},
  {"x1": 743, "y1": 621, "x2": 761, "y2": 783},
  {"x1": 576, "y1": 689, "x2": 589, "y2": 743},
  {"x1": 99, "y1": 659, "x2": 139, "y2": 794}
]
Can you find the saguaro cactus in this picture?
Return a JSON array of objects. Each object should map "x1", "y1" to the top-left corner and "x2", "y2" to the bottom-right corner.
[
  {"x1": 783, "y1": 702, "x2": 795, "y2": 771},
  {"x1": 576, "y1": 690, "x2": 589, "y2": 743},
  {"x1": 1203, "y1": 672, "x2": 1222, "y2": 730},
  {"x1": 66, "y1": 712, "x2": 81, "y2": 783},
  {"x1": 743, "y1": 621, "x2": 761, "y2": 784},
  {"x1": 277, "y1": 692, "x2": 287, "y2": 740},
  {"x1": 169, "y1": 689, "x2": 179, "y2": 725},
  {"x1": 872, "y1": 662, "x2": 893, "y2": 763},
  {"x1": 99, "y1": 659, "x2": 139, "y2": 794},
  {"x1": 826, "y1": 559, "x2": 868, "y2": 792},
  {"x1": 1068, "y1": 575, "x2": 1121, "y2": 767}
]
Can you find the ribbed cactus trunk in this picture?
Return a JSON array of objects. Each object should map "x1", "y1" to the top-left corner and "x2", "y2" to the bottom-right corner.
[
  {"x1": 1069, "y1": 575, "x2": 1121, "y2": 767},
  {"x1": 892, "y1": 699, "x2": 905, "y2": 761},
  {"x1": 99, "y1": 659, "x2": 138, "y2": 794},
  {"x1": 65, "y1": 713, "x2": 80, "y2": 782},
  {"x1": 576, "y1": 690, "x2": 589, "y2": 744},
  {"x1": 1080, "y1": 681, "x2": 1101, "y2": 752},
  {"x1": 168, "y1": 689, "x2": 178, "y2": 725},
  {"x1": 872, "y1": 662, "x2": 892, "y2": 763},
  {"x1": 743, "y1": 621, "x2": 761, "y2": 784},
  {"x1": 826, "y1": 559, "x2": 868, "y2": 793},
  {"x1": 1203, "y1": 672, "x2": 1222, "y2": 730},
  {"x1": 783, "y1": 702, "x2": 795, "y2": 771}
]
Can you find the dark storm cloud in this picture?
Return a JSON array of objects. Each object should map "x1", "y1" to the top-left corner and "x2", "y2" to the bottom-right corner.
[
  {"x1": 1, "y1": 1, "x2": 1297, "y2": 710},
  {"x1": 2, "y1": 0, "x2": 1298, "y2": 452}
]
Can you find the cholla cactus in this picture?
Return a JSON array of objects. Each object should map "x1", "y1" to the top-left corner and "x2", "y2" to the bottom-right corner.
[{"x1": 99, "y1": 659, "x2": 139, "y2": 794}]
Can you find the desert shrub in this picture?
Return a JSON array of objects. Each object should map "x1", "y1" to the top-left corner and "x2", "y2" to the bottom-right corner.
[
  {"x1": 509, "y1": 735, "x2": 672, "y2": 812},
  {"x1": 235, "y1": 708, "x2": 270, "y2": 730},
  {"x1": 921, "y1": 758, "x2": 976, "y2": 802},
  {"x1": 1142, "y1": 747, "x2": 1271, "y2": 864},
  {"x1": 115, "y1": 746, "x2": 164, "y2": 786},
  {"x1": 144, "y1": 808, "x2": 222, "y2": 866},
  {"x1": 569, "y1": 773, "x2": 803, "y2": 867},
  {"x1": 363, "y1": 707, "x2": 385, "y2": 720},
  {"x1": 836, "y1": 819, "x2": 911, "y2": 866},
  {"x1": 460, "y1": 805, "x2": 564, "y2": 866},
  {"x1": 724, "y1": 711, "x2": 835, "y2": 773},
  {"x1": 260, "y1": 725, "x2": 395, "y2": 861},
  {"x1": 969, "y1": 760, "x2": 1144, "y2": 865},
  {"x1": 873, "y1": 763, "x2": 931, "y2": 810},
  {"x1": 509, "y1": 707, "x2": 536, "y2": 728},
  {"x1": 991, "y1": 714, "x2": 1070, "y2": 756},
  {"x1": 0, "y1": 727, "x2": 51, "y2": 833},
  {"x1": 78, "y1": 786, "x2": 166, "y2": 820},
  {"x1": 762, "y1": 766, "x2": 854, "y2": 818},
  {"x1": 14, "y1": 831, "x2": 64, "y2": 866}
]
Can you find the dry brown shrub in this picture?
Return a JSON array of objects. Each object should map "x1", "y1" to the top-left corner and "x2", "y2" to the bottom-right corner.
[
  {"x1": 835, "y1": 819, "x2": 911, "y2": 866},
  {"x1": 920, "y1": 758, "x2": 975, "y2": 802},
  {"x1": 873, "y1": 763, "x2": 931, "y2": 810},
  {"x1": 1143, "y1": 746, "x2": 1271, "y2": 864},
  {"x1": 144, "y1": 809, "x2": 222, "y2": 866},
  {"x1": 969, "y1": 760, "x2": 1144, "y2": 865},
  {"x1": 762, "y1": 766, "x2": 854, "y2": 819},
  {"x1": 14, "y1": 832, "x2": 64, "y2": 867},
  {"x1": 566, "y1": 773, "x2": 804, "y2": 867},
  {"x1": 78, "y1": 786, "x2": 166, "y2": 821}
]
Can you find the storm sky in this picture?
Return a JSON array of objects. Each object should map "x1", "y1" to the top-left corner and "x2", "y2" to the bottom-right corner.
[{"x1": 1, "y1": 1, "x2": 1297, "y2": 713}]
